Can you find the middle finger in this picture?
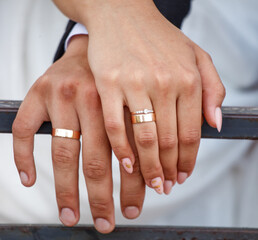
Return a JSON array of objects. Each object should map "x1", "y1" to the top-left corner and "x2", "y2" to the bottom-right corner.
[{"x1": 76, "y1": 86, "x2": 115, "y2": 234}]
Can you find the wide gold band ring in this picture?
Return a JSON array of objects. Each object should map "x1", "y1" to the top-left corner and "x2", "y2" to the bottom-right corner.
[
  {"x1": 52, "y1": 128, "x2": 81, "y2": 140},
  {"x1": 131, "y1": 109, "x2": 156, "y2": 124}
]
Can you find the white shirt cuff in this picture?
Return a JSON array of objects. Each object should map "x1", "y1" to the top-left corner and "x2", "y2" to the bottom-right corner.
[{"x1": 64, "y1": 23, "x2": 88, "y2": 50}]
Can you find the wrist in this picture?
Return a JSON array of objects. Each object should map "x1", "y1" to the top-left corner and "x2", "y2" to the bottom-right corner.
[
  {"x1": 65, "y1": 35, "x2": 88, "y2": 58},
  {"x1": 81, "y1": 0, "x2": 157, "y2": 32}
]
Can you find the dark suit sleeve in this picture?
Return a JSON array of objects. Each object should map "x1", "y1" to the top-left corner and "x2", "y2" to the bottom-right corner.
[
  {"x1": 154, "y1": 0, "x2": 191, "y2": 28},
  {"x1": 54, "y1": 0, "x2": 191, "y2": 62},
  {"x1": 53, "y1": 20, "x2": 76, "y2": 62}
]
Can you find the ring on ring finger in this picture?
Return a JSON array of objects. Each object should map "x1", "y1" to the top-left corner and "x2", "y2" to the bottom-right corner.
[
  {"x1": 52, "y1": 128, "x2": 81, "y2": 140},
  {"x1": 131, "y1": 109, "x2": 156, "y2": 124}
]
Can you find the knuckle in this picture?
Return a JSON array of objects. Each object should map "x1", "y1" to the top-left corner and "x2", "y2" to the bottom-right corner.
[
  {"x1": 89, "y1": 199, "x2": 110, "y2": 213},
  {"x1": 56, "y1": 79, "x2": 79, "y2": 101},
  {"x1": 143, "y1": 163, "x2": 163, "y2": 178},
  {"x1": 130, "y1": 77, "x2": 145, "y2": 93},
  {"x1": 82, "y1": 82, "x2": 98, "y2": 99},
  {"x1": 105, "y1": 118, "x2": 123, "y2": 133},
  {"x1": 112, "y1": 145, "x2": 129, "y2": 158},
  {"x1": 182, "y1": 70, "x2": 200, "y2": 92},
  {"x1": 53, "y1": 146, "x2": 75, "y2": 169},
  {"x1": 83, "y1": 158, "x2": 107, "y2": 180},
  {"x1": 12, "y1": 118, "x2": 34, "y2": 139},
  {"x1": 14, "y1": 151, "x2": 31, "y2": 164},
  {"x1": 121, "y1": 191, "x2": 143, "y2": 204},
  {"x1": 159, "y1": 134, "x2": 177, "y2": 151},
  {"x1": 136, "y1": 131, "x2": 157, "y2": 148},
  {"x1": 154, "y1": 69, "x2": 172, "y2": 92},
  {"x1": 56, "y1": 190, "x2": 76, "y2": 204},
  {"x1": 32, "y1": 75, "x2": 50, "y2": 93},
  {"x1": 216, "y1": 83, "x2": 226, "y2": 100},
  {"x1": 179, "y1": 160, "x2": 195, "y2": 173},
  {"x1": 82, "y1": 84, "x2": 101, "y2": 108},
  {"x1": 98, "y1": 68, "x2": 119, "y2": 84},
  {"x1": 163, "y1": 168, "x2": 177, "y2": 181},
  {"x1": 180, "y1": 129, "x2": 200, "y2": 145},
  {"x1": 203, "y1": 51, "x2": 213, "y2": 62}
]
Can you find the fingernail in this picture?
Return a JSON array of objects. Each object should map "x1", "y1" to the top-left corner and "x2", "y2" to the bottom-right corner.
[
  {"x1": 124, "y1": 206, "x2": 140, "y2": 219},
  {"x1": 215, "y1": 107, "x2": 222, "y2": 132},
  {"x1": 60, "y1": 208, "x2": 76, "y2": 226},
  {"x1": 20, "y1": 171, "x2": 29, "y2": 185},
  {"x1": 164, "y1": 180, "x2": 173, "y2": 195},
  {"x1": 95, "y1": 218, "x2": 111, "y2": 233},
  {"x1": 177, "y1": 172, "x2": 188, "y2": 184},
  {"x1": 122, "y1": 158, "x2": 133, "y2": 174},
  {"x1": 151, "y1": 177, "x2": 163, "y2": 194}
]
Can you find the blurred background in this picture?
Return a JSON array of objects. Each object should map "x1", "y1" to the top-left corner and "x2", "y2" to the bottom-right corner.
[{"x1": 0, "y1": 0, "x2": 258, "y2": 227}]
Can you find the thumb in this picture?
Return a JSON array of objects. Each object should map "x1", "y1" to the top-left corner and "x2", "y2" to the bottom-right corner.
[{"x1": 195, "y1": 46, "x2": 226, "y2": 132}]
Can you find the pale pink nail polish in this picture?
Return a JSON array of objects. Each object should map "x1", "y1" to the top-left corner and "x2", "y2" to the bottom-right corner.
[
  {"x1": 20, "y1": 171, "x2": 29, "y2": 185},
  {"x1": 151, "y1": 177, "x2": 163, "y2": 194},
  {"x1": 164, "y1": 180, "x2": 173, "y2": 195},
  {"x1": 122, "y1": 158, "x2": 133, "y2": 174},
  {"x1": 124, "y1": 206, "x2": 140, "y2": 219},
  {"x1": 177, "y1": 172, "x2": 188, "y2": 184},
  {"x1": 95, "y1": 218, "x2": 111, "y2": 233},
  {"x1": 60, "y1": 208, "x2": 76, "y2": 226},
  {"x1": 215, "y1": 107, "x2": 222, "y2": 132}
]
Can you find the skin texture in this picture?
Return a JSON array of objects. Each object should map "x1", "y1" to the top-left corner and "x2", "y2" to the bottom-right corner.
[
  {"x1": 52, "y1": 0, "x2": 226, "y2": 188},
  {"x1": 12, "y1": 35, "x2": 145, "y2": 234}
]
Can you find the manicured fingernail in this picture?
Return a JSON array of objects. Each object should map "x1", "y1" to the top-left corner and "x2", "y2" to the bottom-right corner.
[
  {"x1": 95, "y1": 218, "x2": 111, "y2": 233},
  {"x1": 164, "y1": 180, "x2": 173, "y2": 195},
  {"x1": 124, "y1": 206, "x2": 140, "y2": 219},
  {"x1": 122, "y1": 158, "x2": 133, "y2": 174},
  {"x1": 151, "y1": 177, "x2": 163, "y2": 194},
  {"x1": 60, "y1": 208, "x2": 76, "y2": 226},
  {"x1": 20, "y1": 171, "x2": 29, "y2": 185},
  {"x1": 177, "y1": 172, "x2": 188, "y2": 184},
  {"x1": 215, "y1": 107, "x2": 222, "y2": 132}
]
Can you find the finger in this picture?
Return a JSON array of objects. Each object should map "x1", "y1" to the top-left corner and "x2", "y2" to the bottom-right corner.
[
  {"x1": 49, "y1": 95, "x2": 80, "y2": 227},
  {"x1": 125, "y1": 92, "x2": 164, "y2": 194},
  {"x1": 152, "y1": 97, "x2": 177, "y2": 195},
  {"x1": 177, "y1": 70, "x2": 202, "y2": 184},
  {"x1": 76, "y1": 85, "x2": 115, "y2": 234},
  {"x1": 100, "y1": 91, "x2": 135, "y2": 174},
  {"x1": 195, "y1": 45, "x2": 226, "y2": 132},
  {"x1": 120, "y1": 107, "x2": 145, "y2": 219},
  {"x1": 12, "y1": 86, "x2": 49, "y2": 187}
]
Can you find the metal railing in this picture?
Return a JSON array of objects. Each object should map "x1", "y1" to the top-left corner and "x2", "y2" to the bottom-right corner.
[
  {"x1": 0, "y1": 225, "x2": 258, "y2": 240},
  {"x1": 1, "y1": 100, "x2": 258, "y2": 139}
]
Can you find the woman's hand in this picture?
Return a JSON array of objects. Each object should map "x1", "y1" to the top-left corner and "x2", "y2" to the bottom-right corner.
[
  {"x1": 12, "y1": 35, "x2": 145, "y2": 234},
  {"x1": 53, "y1": 0, "x2": 225, "y2": 191}
]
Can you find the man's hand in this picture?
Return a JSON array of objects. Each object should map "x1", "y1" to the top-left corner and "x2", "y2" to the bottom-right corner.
[{"x1": 12, "y1": 35, "x2": 145, "y2": 234}]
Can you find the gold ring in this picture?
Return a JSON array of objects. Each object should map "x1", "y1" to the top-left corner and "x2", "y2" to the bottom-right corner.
[
  {"x1": 131, "y1": 109, "x2": 156, "y2": 124},
  {"x1": 52, "y1": 128, "x2": 81, "y2": 140}
]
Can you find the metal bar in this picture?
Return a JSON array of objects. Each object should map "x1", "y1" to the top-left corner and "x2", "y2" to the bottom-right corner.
[
  {"x1": 1, "y1": 100, "x2": 258, "y2": 139},
  {"x1": 0, "y1": 225, "x2": 258, "y2": 240}
]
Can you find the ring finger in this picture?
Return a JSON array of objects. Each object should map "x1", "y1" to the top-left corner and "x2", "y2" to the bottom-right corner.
[
  {"x1": 126, "y1": 92, "x2": 164, "y2": 194},
  {"x1": 49, "y1": 98, "x2": 81, "y2": 227}
]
